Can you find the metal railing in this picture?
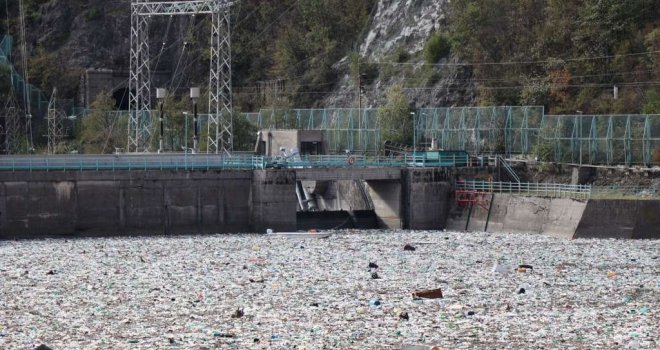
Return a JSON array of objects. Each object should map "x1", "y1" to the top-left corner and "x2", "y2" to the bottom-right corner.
[
  {"x1": 456, "y1": 180, "x2": 592, "y2": 200},
  {"x1": 0, "y1": 154, "x2": 267, "y2": 171},
  {"x1": 283, "y1": 153, "x2": 470, "y2": 168},
  {"x1": 0, "y1": 153, "x2": 474, "y2": 172}
]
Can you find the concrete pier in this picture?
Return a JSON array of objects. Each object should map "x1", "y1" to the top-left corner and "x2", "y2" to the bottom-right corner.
[{"x1": 250, "y1": 170, "x2": 297, "y2": 233}]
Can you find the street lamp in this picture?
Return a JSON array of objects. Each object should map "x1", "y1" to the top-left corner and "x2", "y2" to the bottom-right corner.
[
  {"x1": 190, "y1": 87, "x2": 200, "y2": 153},
  {"x1": 410, "y1": 111, "x2": 416, "y2": 155},
  {"x1": 156, "y1": 88, "x2": 167, "y2": 153}
]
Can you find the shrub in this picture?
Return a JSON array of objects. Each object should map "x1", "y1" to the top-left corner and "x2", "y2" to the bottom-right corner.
[
  {"x1": 424, "y1": 33, "x2": 451, "y2": 64},
  {"x1": 532, "y1": 142, "x2": 554, "y2": 162}
]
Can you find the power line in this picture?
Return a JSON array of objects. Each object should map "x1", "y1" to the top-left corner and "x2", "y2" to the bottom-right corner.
[
  {"x1": 242, "y1": 0, "x2": 299, "y2": 49},
  {"x1": 370, "y1": 50, "x2": 660, "y2": 67},
  {"x1": 232, "y1": 81, "x2": 660, "y2": 96}
]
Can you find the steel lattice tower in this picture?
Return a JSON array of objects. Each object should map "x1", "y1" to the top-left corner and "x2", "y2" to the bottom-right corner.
[
  {"x1": 1, "y1": 96, "x2": 22, "y2": 154},
  {"x1": 129, "y1": 0, "x2": 234, "y2": 154},
  {"x1": 46, "y1": 89, "x2": 66, "y2": 154}
]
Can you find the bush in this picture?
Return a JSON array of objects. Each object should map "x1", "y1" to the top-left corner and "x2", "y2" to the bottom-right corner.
[
  {"x1": 393, "y1": 47, "x2": 410, "y2": 63},
  {"x1": 349, "y1": 52, "x2": 378, "y2": 86},
  {"x1": 532, "y1": 142, "x2": 554, "y2": 162},
  {"x1": 424, "y1": 33, "x2": 451, "y2": 64}
]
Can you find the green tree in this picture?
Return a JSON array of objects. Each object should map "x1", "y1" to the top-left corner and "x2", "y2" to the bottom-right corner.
[
  {"x1": 80, "y1": 92, "x2": 126, "y2": 154},
  {"x1": 232, "y1": 112, "x2": 258, "y2": 152},
  {"x1": 378, "y1": 85, "x2": 412, "y2": 145}
]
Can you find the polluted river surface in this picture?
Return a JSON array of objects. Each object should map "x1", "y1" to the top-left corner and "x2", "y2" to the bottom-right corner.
[{"x1": 0, "y1": 231, "x2": 658, "y2": 349}]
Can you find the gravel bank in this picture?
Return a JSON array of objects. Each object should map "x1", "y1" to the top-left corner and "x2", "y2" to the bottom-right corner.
[{"x1": 1, "y1": 231, "x2": 658, "y2": 349}]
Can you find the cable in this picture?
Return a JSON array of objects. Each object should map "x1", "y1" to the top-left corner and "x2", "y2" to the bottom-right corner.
[
  {"x1": 242, "y1": 0, "x2": 299, "y2": 49},
  {"x1": 150, "y1": 15, "x2": 174, "y2": 84},
  {"x1": 230, "y1": 81, "x2": 660, "y2": 96},
  {"x1": 228, "y1": 68, "x2": 658, "y2": 92},
  {"x1": 370, "y1": 50, "x2": 660, "y2": 67},
  {"x1": 17, "y1": 0, "x2": 32, "y2": 150}
]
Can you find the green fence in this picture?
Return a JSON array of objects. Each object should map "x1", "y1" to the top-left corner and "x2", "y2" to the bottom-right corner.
[{"x1": 415, "y1": 107, "x2": 658, "y2": 166}]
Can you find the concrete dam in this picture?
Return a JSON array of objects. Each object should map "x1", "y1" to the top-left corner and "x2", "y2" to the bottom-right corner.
[
  {"x1": 0, "y1": 167, "x2": 454, "y2": 238},
  {"x1": 0, "y1": 162, "x2": 657, "y2": 239}
]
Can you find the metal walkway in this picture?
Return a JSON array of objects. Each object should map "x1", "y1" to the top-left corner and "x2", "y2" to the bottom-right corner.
[{"x1": 0, "y1": 152, "x2": 471, "y2": 172}]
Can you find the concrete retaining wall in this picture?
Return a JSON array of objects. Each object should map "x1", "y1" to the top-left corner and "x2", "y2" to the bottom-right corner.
[
  {"x1": 575, "y1": 200, "x2": 660, "y2": 239},
  {"x1": 447, "y1": 194, "x2": 588, "y2": 239},
  {"x1": 0, "y1": 170, "x2": 253, "y2": 238},
  {"x1": 447, "y1": 194, "x2": 659, "y2": 239}
]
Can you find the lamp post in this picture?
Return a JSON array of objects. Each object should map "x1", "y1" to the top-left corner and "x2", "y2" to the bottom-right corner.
[
  {"x1": 190, "y1": 87, "x2": 200, "y2": 154},
  {"x1": 156, "y1": 88, "x2": 167, "y2": 153},
  {"x1": 411, "y1": 111, "x2": 416, "y2": 155}
]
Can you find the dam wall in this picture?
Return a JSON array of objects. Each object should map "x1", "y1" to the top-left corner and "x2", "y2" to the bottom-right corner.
[
  {"x1": 1, "y1": 168, "x2": 656, "y2": 239},
  {"x1": 0, "y1": 170, "x2": 254, "y2": 238},
  {"x1": 447, "y1": 194, "x2": 659, "y2": 239},
  {"x1": 0, "y1": 168, "x2": 453, "y2": 238},
  {"x1": 574, "y1": 200, "x2": 660, "y2": 239}
]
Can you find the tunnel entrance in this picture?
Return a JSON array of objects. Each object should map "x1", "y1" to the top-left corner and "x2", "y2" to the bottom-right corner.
[{"x1": 112, "y1": 88, "x2": 132, "y2": 110}]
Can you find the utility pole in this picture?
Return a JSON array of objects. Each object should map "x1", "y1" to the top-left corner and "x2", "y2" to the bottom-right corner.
[{"x1": 357, "y1": 57, "x2": 367, "y2": 152}]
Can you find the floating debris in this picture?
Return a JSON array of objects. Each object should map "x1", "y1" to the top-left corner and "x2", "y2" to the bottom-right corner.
[{"x1": 0, "y1": 230, "x2": 656, "y2": 349}]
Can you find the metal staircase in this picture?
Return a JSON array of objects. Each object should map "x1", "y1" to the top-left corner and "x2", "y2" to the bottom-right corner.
[{"x1": 497, "y1": 156, "x2": 521, "y2": 183}]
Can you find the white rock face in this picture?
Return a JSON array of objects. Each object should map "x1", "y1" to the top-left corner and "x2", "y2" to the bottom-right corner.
[
  {"x1": 324, "y1": 0, "x2": 474, "y2": 109},
  {"x1": 360, "y1": 0, "x2": 447, "y2": 58}
]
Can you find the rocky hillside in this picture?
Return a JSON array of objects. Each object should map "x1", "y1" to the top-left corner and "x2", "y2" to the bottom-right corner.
[
  {"x1": 325, "y1": 0, "x2": 475, "y2": 108},
  {"x1": 2, "y1": 0, "x2": 659, "y2": 114}
]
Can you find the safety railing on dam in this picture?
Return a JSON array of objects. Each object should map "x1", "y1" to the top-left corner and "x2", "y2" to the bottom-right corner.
[
  {"x1": 456, "y1": 180, "x2": 592, "y2": 200},
  {"x1": 0, "y1": 152, "x2": 471, "y2": 171},
  {"x1": 0, "y1": 155, "x2": 267, "y2": 171}
]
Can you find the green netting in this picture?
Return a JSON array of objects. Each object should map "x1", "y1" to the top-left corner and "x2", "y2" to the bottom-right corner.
[
  {"x1": 416, "y1": 106, "x2": 544, "y2": 156},
  {"x1": 540, "y1": 114, "x2": 659, "y2": 165},
  {"x1": 53, "y1": 106, "x2": 660, "y2": 165}
]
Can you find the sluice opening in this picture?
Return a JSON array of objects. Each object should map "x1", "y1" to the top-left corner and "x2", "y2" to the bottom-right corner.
[{"x1": 294, "y1": 179, "x2": 379, "y2": 231}]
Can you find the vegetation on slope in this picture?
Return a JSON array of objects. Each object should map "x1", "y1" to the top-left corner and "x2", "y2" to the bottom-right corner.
[{"x1": 448, "y1": 0, "x2": 660, "y2": 114}]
